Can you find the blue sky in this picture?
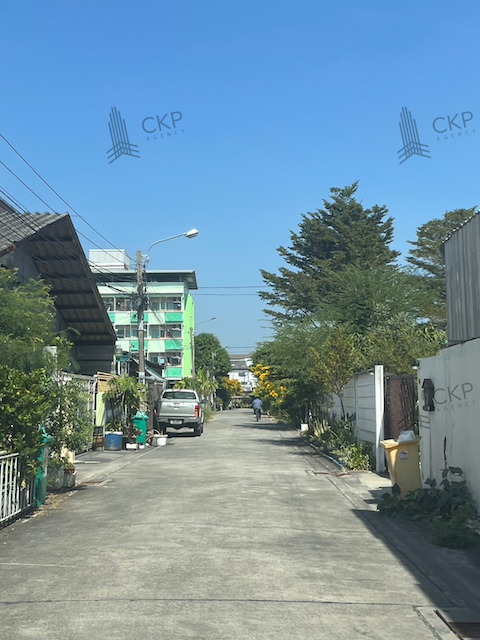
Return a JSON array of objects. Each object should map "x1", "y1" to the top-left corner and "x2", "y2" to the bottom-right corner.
[{"x1": 1, "y1": 0, "x2": 480, "y2": 353}]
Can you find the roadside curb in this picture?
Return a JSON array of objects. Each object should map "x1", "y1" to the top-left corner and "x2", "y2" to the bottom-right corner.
[{"x1": 305, "y1": 439, "x2": 346, "y2": 472}]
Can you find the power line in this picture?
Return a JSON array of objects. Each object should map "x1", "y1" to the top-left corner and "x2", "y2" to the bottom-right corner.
[
  {"x1": 0, "y1": 160, "x2": 57, "y2": 212},
  {"x1": 0, "y1": 160, "x2": 133, "y2": 269},
  {"x1": 0, "y1": 183, "x2": 134, "y2": 285},
  {"x1": 0, "y1": 132, "x2": 133, "y2": 261}
]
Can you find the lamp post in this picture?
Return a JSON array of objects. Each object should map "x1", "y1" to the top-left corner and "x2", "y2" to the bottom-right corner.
[
  {"x1": 136, "y1": 228, "x2": 199, "y2": 385},
  {"x1": 190, "y1": 317, "x2": 216, "y2": 379}
]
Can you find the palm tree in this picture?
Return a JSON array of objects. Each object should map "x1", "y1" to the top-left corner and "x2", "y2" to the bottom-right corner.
[{"x1": 195, "y1": 369, "x2": 218, "y2": 403}]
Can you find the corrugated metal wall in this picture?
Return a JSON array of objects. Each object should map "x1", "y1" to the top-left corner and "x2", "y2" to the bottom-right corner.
[{"x1": 444, "y1": 213, "x2": 480, "y2": 343}]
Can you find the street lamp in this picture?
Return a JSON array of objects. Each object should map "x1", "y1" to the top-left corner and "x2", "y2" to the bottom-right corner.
[
  {"x1": 190, "y1": 317, "x2": 216, "y2": 379},
  {"x1": 136, "y1": 229, "x2": 199, "y2": 385},
  {"x1": 145, "y1": 228, "x2": 199, "y2": 263},
  {"x1": 195, "y1": 317, "x2": 216, "y2": 332}
]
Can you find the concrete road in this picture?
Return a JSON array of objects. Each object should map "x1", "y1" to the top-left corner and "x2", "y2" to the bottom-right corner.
[{"x1": 0, "y1": 410, "x2": 464, "y2": 639}]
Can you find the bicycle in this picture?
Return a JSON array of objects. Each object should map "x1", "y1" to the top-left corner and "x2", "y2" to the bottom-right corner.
[{"x1": 254, "y1": 408, "x2": 262, "y2": 421}]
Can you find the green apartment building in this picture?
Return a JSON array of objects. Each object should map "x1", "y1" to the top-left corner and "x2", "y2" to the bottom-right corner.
[{"x1": 89, "y1": 250, "x2": 196, "y2": 384}]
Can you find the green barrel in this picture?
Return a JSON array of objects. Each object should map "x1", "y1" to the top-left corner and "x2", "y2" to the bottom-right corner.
[
  {"x1": 36, "y1": 428, "x2": 54, "y2": 506},
  {"x1": 133, "y1": 411, "x2": 148, "y2": 445}
]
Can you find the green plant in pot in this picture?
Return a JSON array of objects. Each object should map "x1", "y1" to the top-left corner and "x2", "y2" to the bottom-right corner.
[
  {"x1": 63, "y1": 460, "x2": 75, "y2": 474},
  {"x1": 104, "y1": 375, "x2": 146, "y2": 443}
]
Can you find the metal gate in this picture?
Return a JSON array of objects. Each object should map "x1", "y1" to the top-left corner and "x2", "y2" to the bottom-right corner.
[
  {"x1": 0, "y1": 453, "x2": 36, "y2": 527},
  {"x1": 384, "y1": 375, "x2": 416, "y2": 440}
]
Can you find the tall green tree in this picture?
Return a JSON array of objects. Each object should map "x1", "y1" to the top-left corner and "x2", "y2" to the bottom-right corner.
[
  {"x1": 320, "y1": 264, "x2": 424, "y2": 333},
  {"x1": 194, "y1": 333, "x2": 231, "y2": 378},
  {"x1": 260, "y1": 183, "x2": 399, "y2": 319},
  {"x1": 362, "y1": 315, "x2": 445, "y2": 374},
  {"x1": 253, "y1": 323, "x2": 331, "y2": 424},
  {"x1": 407, "y1": 207, "x2": 476, "y2": 327}
]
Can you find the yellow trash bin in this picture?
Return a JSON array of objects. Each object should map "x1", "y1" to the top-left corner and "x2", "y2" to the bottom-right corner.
[{"x1": 380, "y1": 437, "x2": 422, "y2": 498}]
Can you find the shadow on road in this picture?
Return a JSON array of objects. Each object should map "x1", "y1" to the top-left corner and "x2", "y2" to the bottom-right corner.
[
  {"x1": 351, "y1": 503, "x2": 480, "y2": 618},
  {"x1": 235, "y1": 420, "x2": 294, "y2": 432}
]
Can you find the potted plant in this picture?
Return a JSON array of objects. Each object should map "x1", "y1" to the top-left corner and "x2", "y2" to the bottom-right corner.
[
  {"x1": 104, "y1": 417, "x2": 124, "y2": 451},
  {"x1": 104, "y1": 375, "x2": 146, "y2": 450},
  {"x1": 63, "y1": 460, "x2": 76, "y2": 488},
  {"x1": 47, "y1": 454, "x2": 65, "y2": 491}
]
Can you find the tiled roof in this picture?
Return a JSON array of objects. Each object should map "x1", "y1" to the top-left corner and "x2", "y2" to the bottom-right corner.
[
  {"x1": 0, "y1": 197, "x2": 116, "y2": 346},
  {"x1": 0, "y1": 198, "x2": 65, "y2": 256}
]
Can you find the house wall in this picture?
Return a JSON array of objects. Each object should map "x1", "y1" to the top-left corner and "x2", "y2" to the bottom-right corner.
[
  {"x1": 444, "y1": 213, "x2": 480, "y2": 344},
  {"x1": 418, "y1": 338, "x2": 480, "y2": 508}
]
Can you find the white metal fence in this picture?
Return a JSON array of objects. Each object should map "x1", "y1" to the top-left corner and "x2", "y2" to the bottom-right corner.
[{"x1": 0, "y1": 452, "x2": 36, "y2": 526}]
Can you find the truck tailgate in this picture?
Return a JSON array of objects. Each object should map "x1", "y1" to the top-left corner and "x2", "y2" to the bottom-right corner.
[{"x1": 159, "y1": 401, "x2": 196, "y2": 419}]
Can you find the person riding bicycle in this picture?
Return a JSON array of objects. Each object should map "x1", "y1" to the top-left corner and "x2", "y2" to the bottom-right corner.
[{"x1": 252, "y1": 397, "x2": 263, "y2": 419}]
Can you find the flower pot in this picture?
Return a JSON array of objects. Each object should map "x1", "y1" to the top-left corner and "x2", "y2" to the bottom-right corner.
[
  {"x1": 63, "y1": 469, "x2": 76, "y2": 488},
  {"x1": 47, "y1": 468, "x2": 65, "y2": 491},
  {"x1": 92, "y1": 435, "x2": 105, "y2": 451},
  {"x1": 105, "y1": 432, "x2": 123, "y2": 451},
  {"x1": 152, "y1": 434, "x2": 168, "y2": 447}
]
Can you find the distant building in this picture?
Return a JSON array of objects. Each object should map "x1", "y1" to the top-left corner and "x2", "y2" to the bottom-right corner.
[
  {"x1": 90, "y1": 250, "x2": 197, "y2": 385},
  {"x1": 228, "y1": 353, "x2": 257, "y2": 393}
]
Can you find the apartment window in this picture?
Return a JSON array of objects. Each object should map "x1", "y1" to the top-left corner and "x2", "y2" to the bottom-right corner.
[
  {"x1": 149, "y1": 297, "x2": 160, "y2": 311},
  {"x1": 148, "y1": 353, "x2": 163, "y2": 364},
  {"x1": 149, "y1": 325, "x2": 161, "y2": 339},
  {"x1": 115, "y1": 297, "x2": 132, "y2": 311},
  {"x1": 103, "y1": 297, "x2": 115, "y2": 312},
  {"x1": 167, "y1": 297, "x2": 182, "y2": 311},
  {"x1": 165, "y1": 324, "x2": 182, "y2": 339},
  {"x1": 166, "y1": 352, "x2": 182, "y2": 366},
  {"x1": 115, "y1": 325, "x2": 131, "y2": 339}
]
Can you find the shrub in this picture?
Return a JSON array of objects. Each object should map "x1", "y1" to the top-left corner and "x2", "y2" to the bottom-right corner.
[
  {"x1": 334, "y1": 442, "x2": 372, "y2": 471},
  {"x1": 47, "y1": 377, "x2": 94, "y2": 460},
  {"x1": 378, "y1": 467, "x2": 479, "y2": 548},
  {"x1": 0, "y1": 366, "x2": 50, "y2": 478},
  {"x1": 307, "y1": 413, "x2": 371, "y2": 470}
]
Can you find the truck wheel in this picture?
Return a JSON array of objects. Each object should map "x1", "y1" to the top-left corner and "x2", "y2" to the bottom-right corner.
[{"x1": 194, "y1": 425, "x2": 202, "y2": 437}]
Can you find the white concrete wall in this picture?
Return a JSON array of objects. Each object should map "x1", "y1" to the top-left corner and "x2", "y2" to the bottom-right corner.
[
  {"x1": 331, "y1": 367, "x2": 385, "y2": 472},
  {"x1": 418, "y1": 338, "x2": 480, "y2": 508},
  {"x1": 355, "y1": 373, "x2": 377, "y2": 445},
  {"x1": 331, "y1": 378, "x2": 356, "y2": 417}
]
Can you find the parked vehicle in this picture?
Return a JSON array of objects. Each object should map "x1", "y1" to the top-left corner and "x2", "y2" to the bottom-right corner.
[{"x1": 157, "y1": 389, "x2": 204, "y2": 436}]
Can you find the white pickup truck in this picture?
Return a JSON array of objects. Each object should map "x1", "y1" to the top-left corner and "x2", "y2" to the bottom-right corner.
[{"x1": 157, "y1": 389, "x2": 204, "y2": 436}]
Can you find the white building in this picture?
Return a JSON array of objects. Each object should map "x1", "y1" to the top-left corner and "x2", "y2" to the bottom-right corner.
[{"x1": 228, "y1": 354, "x2": 257, "y2": 394}]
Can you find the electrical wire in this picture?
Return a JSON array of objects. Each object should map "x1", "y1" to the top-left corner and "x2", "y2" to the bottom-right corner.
[
  {"x1": 0, "y1": 159, "x2": 134, "y2": 268},
  {"x1": 0, "y1": 132, "x2": 133, "y2": 261}
]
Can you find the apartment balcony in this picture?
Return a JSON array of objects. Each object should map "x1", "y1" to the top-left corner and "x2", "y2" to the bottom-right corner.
[
  {"x1": 165, "y1": 339, "x2": 183, "y2": 350},
  {"x1": 164, "y1": 367, "x2": 183, "y2": 379},
  {"x1": 165, "y1": 312, "x2": 183, "y2": 323}
]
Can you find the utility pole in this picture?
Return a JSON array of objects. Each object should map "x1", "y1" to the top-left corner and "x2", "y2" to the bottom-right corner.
[
  {"x1": 136, "y1": 250, "x2": 146, "y2": 385},
  {"x1": 190, "y1": 326, "x2": 195, "y2": 379}
]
